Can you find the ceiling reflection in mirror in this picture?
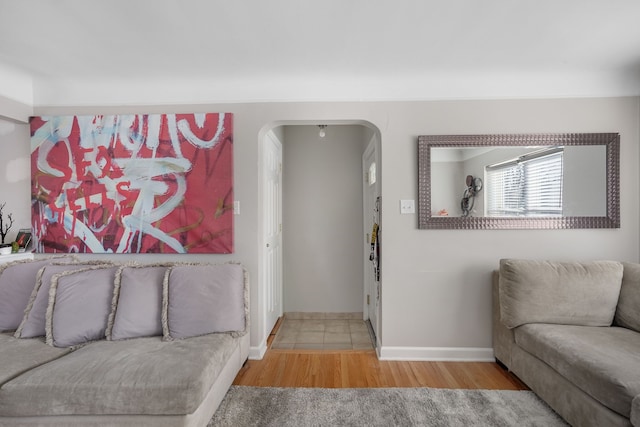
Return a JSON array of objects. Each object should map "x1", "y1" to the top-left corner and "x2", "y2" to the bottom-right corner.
[{"x1": 418, "y1": 134, "x2": 620, "y2": 230}]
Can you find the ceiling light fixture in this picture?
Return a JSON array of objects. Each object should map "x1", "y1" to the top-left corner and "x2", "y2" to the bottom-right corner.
[{"x1": 318, "y1": 125, "x2": 327, "y2": 138}]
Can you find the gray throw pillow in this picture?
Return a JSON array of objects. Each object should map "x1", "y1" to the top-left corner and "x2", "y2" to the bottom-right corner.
[
  {"x1": 163, "y1": 263, "x2": 246, "y2": 340},
  {"x1": 15, "y1": 262, "x2": 113, "y2": 338},
  {"x1": 615, "y1": 262, "x2": 640, "y2": 333},
  {"x1": 499, "y1": 259, "x2": 623, "y2": 329},
  {"x1": 46, "y1": 266, "x2": 119, "y2": 347},
  {"x1": 107, "y1": 264, "x2": 169, "y2": 340},
  {"x1": 0, "y1": 256, "x2": 75, "y2": 332}
]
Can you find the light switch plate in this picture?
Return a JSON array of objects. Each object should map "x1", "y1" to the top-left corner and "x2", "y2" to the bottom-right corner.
[
  {"x1": 234, "y1": 201, "x2": 240, "y2": 215},
  {"x1": 400, "y1": 199, "x2": 415, "y2": 214}
]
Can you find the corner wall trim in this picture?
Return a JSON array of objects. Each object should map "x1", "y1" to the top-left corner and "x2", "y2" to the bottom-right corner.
[
  {"x1": 0, "y1": 95, "x2": 32, "y2": 123},
  {"x1": 249, "y1": 343, "x2": 268, "y2": 360},
  {"x1": 379, "y1": 346, "x2": 495, "y2": 362}
]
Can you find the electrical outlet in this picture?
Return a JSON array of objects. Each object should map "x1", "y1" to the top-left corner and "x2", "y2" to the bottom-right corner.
[
  {"x1": 234, "y1": 201, "x2": 240, "y2": 215},
  {"x1": 400, "y1": 199, "x2": 415, "y2": 214}
]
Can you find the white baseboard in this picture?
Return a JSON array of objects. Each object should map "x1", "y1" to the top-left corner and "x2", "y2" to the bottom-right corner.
[
  {"x1": 249, "y1": 343, "x2": 492, "y2": 361},
  {"x1": 248, "y1": 342, "x2": 267, "y2": 360},
  {"x1": 379, "y1": 346, "x2": 495, "y2": 361}
]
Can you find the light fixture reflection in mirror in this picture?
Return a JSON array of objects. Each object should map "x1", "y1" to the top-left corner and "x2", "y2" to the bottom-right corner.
[{"x1": 417, "y1": 133, "x2": 620, "y2": 230}]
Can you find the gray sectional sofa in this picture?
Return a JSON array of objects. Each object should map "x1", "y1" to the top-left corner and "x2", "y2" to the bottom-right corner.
[
  {"x1": 0, "y1": 258, "x2": 249, "y2": 427},
  {"x1": 493, "y1": 259, "x2": 640, "y2": 427}
]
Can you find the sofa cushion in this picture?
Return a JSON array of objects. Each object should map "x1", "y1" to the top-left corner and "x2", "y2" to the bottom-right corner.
[
  {"x1": 514, "y1": 323, "x2": 640, "y2": 418},
  {"x1": 0, "y1": 256, "x2": 75, "y2": 331},
  {"x1": 46, "y1": 265, "x2": 119, "y2": 347},
  {"x1": 615, "y1": 262, "x2": 640, "y2": 333},
  {"x1": 15, "y1": 262, "x2": 113, "y2": 338},
  {"x1": 107, "y1": 264, "x2": 168, "y2": 340},
  {"x1": 499, "y1": 259, "x2": 623, "y2": 328},
  {"x1": 163, "y1": 264, "x2": 246, "y2": 340},
  {"x1": 0, "y1": 333, "x2": 71, "y2": 387},
  {"x1": 0, "y1": 334, "x2": 239, "y2": 416}
]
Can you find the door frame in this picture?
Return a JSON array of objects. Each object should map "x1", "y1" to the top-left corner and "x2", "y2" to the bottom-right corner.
[
  {"x1": 262, "y1": 130, "x2": 283, "y2": 343},
  {"x1": 257, "y1": 120, "x2": 382, "y2": 358},
  {"x1": 362, "y1": 135, "x2": 381, "y2": 350}
]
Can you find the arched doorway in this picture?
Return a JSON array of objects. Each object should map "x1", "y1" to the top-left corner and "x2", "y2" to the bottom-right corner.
[{"x1": 259, "y1": 121, "x2": 382, "y2": 355}]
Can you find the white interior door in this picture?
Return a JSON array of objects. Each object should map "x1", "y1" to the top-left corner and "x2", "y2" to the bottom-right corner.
[
  {"x1": 263, "y1": 131, "x2": 283, "y2": 337},
  {"x1": 363, "y1": 138, "x2": 380, "y2": 343}
]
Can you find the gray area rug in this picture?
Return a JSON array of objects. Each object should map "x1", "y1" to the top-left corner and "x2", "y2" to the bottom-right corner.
[{"x1": 209, "y1": 386, "x2": 568, "y2": 426}]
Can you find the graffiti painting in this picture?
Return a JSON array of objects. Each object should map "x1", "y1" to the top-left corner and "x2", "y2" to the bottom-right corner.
[{"x1": 30, "y1": 113, "x2": 234, "y2": 254}]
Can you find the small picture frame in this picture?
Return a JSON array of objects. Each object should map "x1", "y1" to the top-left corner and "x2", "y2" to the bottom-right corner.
[{"x1": 15, "y1": 229, "x2": 32, "y2": 252}]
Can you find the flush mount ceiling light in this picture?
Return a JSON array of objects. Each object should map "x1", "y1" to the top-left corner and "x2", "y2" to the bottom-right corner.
[{"x1": 318, "y1": 125, "x2": 327, "y2": 138}]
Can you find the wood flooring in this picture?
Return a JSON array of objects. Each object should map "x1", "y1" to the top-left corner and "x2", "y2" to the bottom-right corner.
[{"x1": 233, "y1": 318, "x2": 527, "y2": 390}]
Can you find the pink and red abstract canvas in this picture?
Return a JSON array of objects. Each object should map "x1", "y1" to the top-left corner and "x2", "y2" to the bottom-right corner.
[{"x1": 30, "y1": 113, "x2": 233, "y2": 254}]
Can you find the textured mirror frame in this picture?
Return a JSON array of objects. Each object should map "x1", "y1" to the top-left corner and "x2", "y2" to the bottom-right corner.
[{"x1": 418, "y1": 133, "x2": 620, "y2": 230}]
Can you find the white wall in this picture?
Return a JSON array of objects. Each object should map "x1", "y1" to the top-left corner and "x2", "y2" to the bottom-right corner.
[
  {"x1": 282, "y1": 125, "x2": 367, "y2": 313},
  {"x1": 0, "y1": 118, "x2": 32, "y2": 243},
  {"x1": 379, "y1": 97, "x2": 639, "y2": 361},
  {"x1": 0, "y1": 63, "x2": 33, "y2": 109},
  {"x1": 563, "y1": 145, "x2": 607, "y2": 216},
  {"x1": 3, "y1": 96, "x2": 637, "y2": 360},
  {"x1": 430, "y1": 161, "x2": 463, "y2": 216}
]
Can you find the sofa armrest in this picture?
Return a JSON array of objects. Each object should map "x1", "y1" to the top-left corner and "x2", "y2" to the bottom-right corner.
[
  {"x1": 632, "y1": 394, "x2": 640, "y2": 427},
  {"x1": 492, "y1": 271, "x2": 515, "y2": 369}
]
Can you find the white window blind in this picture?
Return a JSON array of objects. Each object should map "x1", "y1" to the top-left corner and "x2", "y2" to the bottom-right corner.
[{"x1": 486, "y1": 148, "x2": 563, "y2": 217}]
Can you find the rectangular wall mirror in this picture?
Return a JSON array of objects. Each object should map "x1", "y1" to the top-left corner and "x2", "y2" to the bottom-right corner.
[{"x1": 418, "y1": 133, "x2": 620, "y2": 229}]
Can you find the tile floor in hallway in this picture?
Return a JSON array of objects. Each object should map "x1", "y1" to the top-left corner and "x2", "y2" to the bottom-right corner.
[{"x1": 271, "y1": 314, "x2": 375, "y2": 350}]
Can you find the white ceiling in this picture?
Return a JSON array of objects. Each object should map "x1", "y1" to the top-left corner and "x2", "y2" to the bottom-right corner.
[{"x1": 1, "y1": 0, "x2": 640, "y2": 105}]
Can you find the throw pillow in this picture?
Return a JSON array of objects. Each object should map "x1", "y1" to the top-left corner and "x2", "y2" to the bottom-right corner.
[
  {"x1": 0, "y1": 256, "x2": 76, "y2": 332},
  {"x1": 162, "y1": 263, "x2": 246, "y2": 340},
  {"x1": 499, "y1": 259, "x2": 623, "y2": 329},
  {"x1": 15, "y1": 261, "x2": 114, "y2": 338},
  {"x1": 106, "y1": 264, "x2": 170, "y2": 340},
  {"x1": 46, "y1": 265, "x2": 119, "y2": 347},
  {"x1": 615, "y1": 262, "x2": 640, "y2": 333}
]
